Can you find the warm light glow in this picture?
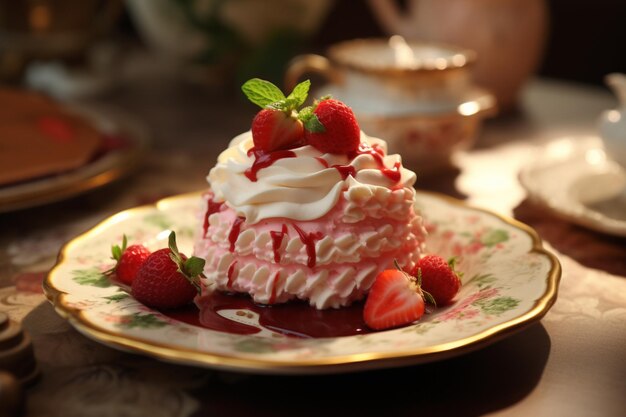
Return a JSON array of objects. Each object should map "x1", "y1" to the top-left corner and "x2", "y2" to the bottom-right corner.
[
  {"x1": 157, "y1": 230, "x2": 173, "y2": 241},
  {"x1": 29, "y1": 5, "x2": 51, "y2": 32},
  {"x1": 607, "y1": 110, "x2": 621, "y2": 123},
  {"x1": 546, "y1": 139, "x2": 574, "y2": 159},
  {"x1": 451, "y1": 54, "x2": 467, "y2": 67},
  {"x1": 585, "y1": 148, "x2": 606, "y2": 165},
  {"x1": 458, "y1": 101, "x2": 480, "y2": 116},
  {"x1": 434, "y1": 57, "x2": 448, "y2": 70},
  {"x1": 389, "y1": 35, "x2": 416, "y2": 68}
]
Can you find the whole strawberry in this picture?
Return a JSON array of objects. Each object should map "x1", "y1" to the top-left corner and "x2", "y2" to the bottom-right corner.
[
  {"x1": 251, "y1": 108, "x2": 303, "y2": 151},
  {"x1": 364, "y1": 261, "x2": 435, "y2": 331},
  {"x1": 132, "y1": 232, "x2": 205, "y2": 309},
  {"x1": 302, "y1": 99, "x2": 360, "y2": 154},
  {"x1": 242, "y1": 78, "x2": 311, "y2": 152},
  {"x1": 108, "y1": 235, "x2": 151, "y2": 285},
  {"x1": 412, "y1": 255, "x2": 462, "y2": 306}
]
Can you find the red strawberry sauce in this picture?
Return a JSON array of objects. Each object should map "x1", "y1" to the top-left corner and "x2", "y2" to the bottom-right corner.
[
  {"x1": 163, "y1": 291, "x2": 372, "y2": 338},
  {"x1": 245, "y1": 143, "x2": 401, "y2": 183},
  {"x1": 314, "y1": 157, "x2": 357, "y2": 180},
  {"x1": 202, "y1": 196, "x2": 224, "y2": 238},
  {"x1": 228, "y1": 217, "x2": 245, "y2": 252},
  {"x1": 292, "y1": 224, "x2": 324, "y2": 268},
  {"x1": 350, "y1": 143, "x2": 401, "y2": 183},
  {"x1": 245, "y1": 147, "x2": 296, "y2": 181},
  {"x1": 270, "y1": 224, "x2": 289, "y2": 263}
]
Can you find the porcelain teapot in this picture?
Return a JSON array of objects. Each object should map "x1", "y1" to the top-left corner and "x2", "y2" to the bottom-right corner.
[{"x1": 367, "y1": 0, "x2": 548, "y2": 111}]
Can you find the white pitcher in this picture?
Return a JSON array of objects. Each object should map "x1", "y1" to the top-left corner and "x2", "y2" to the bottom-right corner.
[{"x1": 599, "y1": 73, "x2": 626, "y2": 170}]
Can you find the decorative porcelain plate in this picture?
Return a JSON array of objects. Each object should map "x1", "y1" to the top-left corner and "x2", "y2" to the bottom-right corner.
[
  {"x1": 0, "y1": 105, "x2": 148, "y2": 213},
  {"x1": 519, "y1": 136, "x2": 626, "y2": 237},
  {"x1": 45, "y1": 192, "x2": 560, "y2": 374}
]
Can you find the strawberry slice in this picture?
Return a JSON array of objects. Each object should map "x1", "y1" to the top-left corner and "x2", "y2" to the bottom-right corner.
[
  {"x1": 364, "y1": 264, "x2": 434, "y2": 331},
  {"x1": 251, "y1": 109, "x2": 304, "y2": 152}
]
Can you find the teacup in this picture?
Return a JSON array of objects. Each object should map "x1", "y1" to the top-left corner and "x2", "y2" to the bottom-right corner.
[{"x1": 285, "y1": 37, "x2": 496, "y2": 171}]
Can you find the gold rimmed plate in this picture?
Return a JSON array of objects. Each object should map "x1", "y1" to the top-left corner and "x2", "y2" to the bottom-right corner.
[
  {"x1": 44, "y1": 192, "x2": 560, "y2": 374},
  {"x1": 0, "y1": 105, "x2": 149, "y2": 213}
]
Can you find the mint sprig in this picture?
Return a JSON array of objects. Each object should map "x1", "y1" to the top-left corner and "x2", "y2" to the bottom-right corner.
[
  {"x1": 242, "y1": 78, "x2": 313, "y2": 114},
  {"x1": 241, "y1": 78, "x2": 286, "y2": 108},
  {"x1": 168, "y1": 231, "x2": 204, "y2": 293}
]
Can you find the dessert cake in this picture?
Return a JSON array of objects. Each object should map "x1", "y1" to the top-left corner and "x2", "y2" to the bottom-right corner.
[{"x1": 194, "y1": 79, "x2": 426, "y2": 309}]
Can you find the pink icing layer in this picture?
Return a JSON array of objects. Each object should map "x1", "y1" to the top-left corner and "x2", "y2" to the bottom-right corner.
[{"x1": 194, "y1": 190, "x2": 426, "y2": 309}]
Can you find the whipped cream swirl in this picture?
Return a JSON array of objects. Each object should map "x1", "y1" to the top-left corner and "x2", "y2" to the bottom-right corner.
[{"x1": 208, "y1": 131, "x2": 416, "y2": 224}]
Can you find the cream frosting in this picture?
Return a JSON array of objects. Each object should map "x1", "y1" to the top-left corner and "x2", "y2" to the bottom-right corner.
[{"x1": 208, "y1": 131, "x2": 416, "y2": 224}]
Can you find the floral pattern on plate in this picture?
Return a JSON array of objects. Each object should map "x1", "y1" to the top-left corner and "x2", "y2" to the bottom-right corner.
[{"x1": 45, "y1": 191, "x2": 560, "y2": 374}]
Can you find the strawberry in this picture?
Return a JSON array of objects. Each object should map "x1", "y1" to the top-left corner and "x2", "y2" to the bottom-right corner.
[
  {"x1": 242, "y1": 78, "x2": 311, "y2": 152},
  {"x1": 412, "y1": 255, "x2": 462, "y2": 306},
  {"x1": 251, "y1": 108, "x2": 304, "y2": 151},
  {"x1": 302, "y1": 99, "x2": 360, "y2": 154},
  {"x1": 108, "y1": 235, "x2": 151, "y2": 285},
  {"x1": 364, "y1": 262, "x2": 434, "y2": 331},
  {"x1": 131, "y1": 232, "x2": 205, "y2": 309}
]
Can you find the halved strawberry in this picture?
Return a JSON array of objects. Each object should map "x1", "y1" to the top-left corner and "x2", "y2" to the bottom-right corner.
[
  {"x1": 364, "y1": 266, "x2": 433, "y2": 331},
  {"x1": 251, "y1": 109, "x2": 304, "y2": 152}
]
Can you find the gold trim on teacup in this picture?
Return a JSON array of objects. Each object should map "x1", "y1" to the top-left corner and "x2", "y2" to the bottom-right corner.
[
  {"x1": 328, "y1": 37, "x2": 477, "y2": 76},
  {"x1": 44, "y1": 191, "x2": 561, "y2": 374}
]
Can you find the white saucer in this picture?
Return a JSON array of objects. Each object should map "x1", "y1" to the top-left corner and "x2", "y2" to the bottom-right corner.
[{"x1": 519, "y1": 136, "x2": 626, "y2": 237}]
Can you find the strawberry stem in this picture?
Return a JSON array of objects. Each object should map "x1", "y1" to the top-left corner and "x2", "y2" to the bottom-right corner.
[
  {"x1": 447, "y1": 256, "x2": 464, "y2": 279},
  {"x1": 167, "y1": 231, "x2": 204, "y2": 294},
  {"x1": 106, "y1": 234, "x2": 128, "y2": 275},
  {"x1": 415, "y1": 267, "x2": 437, "y2": 308}
]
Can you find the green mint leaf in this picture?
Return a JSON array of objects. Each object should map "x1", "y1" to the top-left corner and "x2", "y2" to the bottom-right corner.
[
  {"x1": 241, "y1": 78, "x2": 286, "y2": 108},
  {"x1": 303, "y1": 114, "x2": 325, "y2": 133},
  {"x1": 265, "y1": 100, "x2": 289, "y2": 112},
  {"x1": 122, "y1": 234, "x2": 127, "y2": 252},
  {"x1": 286, "y1": 79, "x2": 310, "y2": 108}
]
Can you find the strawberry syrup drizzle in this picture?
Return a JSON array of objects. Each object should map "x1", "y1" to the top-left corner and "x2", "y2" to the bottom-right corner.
[
  {"x1": 163, "y1": 292, "x2": 371, "y2": 338},
  {"x1": 350, "y1": 142, "x2": 402, "y2": 183},
  {"x1": 268, "y1": 271, "x2": 280, "y2": 305},
  {"x1": 228, "y1": 217, "x2": 245, "y2": 252},
  {"x1": 269, "y1": 224, "x2": 289, "y2": 263},
  {"x1": 292, "y1": 224, "x2": 324, "y2": 268},
  {"x1": 245, "y1": 147, "x2": 297, "y2": 181},
  {"x1": 202, "y1": 198, "x2": 224, "y2": 238},
  {"x1": 314, "y1": 157, "x2": 356, "y2": 180},
  {"x1": 226, "y1": 260, "x2": 238, "y2": 289}
]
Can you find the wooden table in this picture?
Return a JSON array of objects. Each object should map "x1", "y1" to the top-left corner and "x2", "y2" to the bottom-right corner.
[{"x1": 1, "y1": 76, "x2": 624, "y2": 417}]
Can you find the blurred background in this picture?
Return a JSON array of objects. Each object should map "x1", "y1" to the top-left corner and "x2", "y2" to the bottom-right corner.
[
  {"x1": 1, "y1": 0, "x2": 625, "y2": 93},
  {"x1": 1, "y1": 0, "x2": 626, "y2": 195}
]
